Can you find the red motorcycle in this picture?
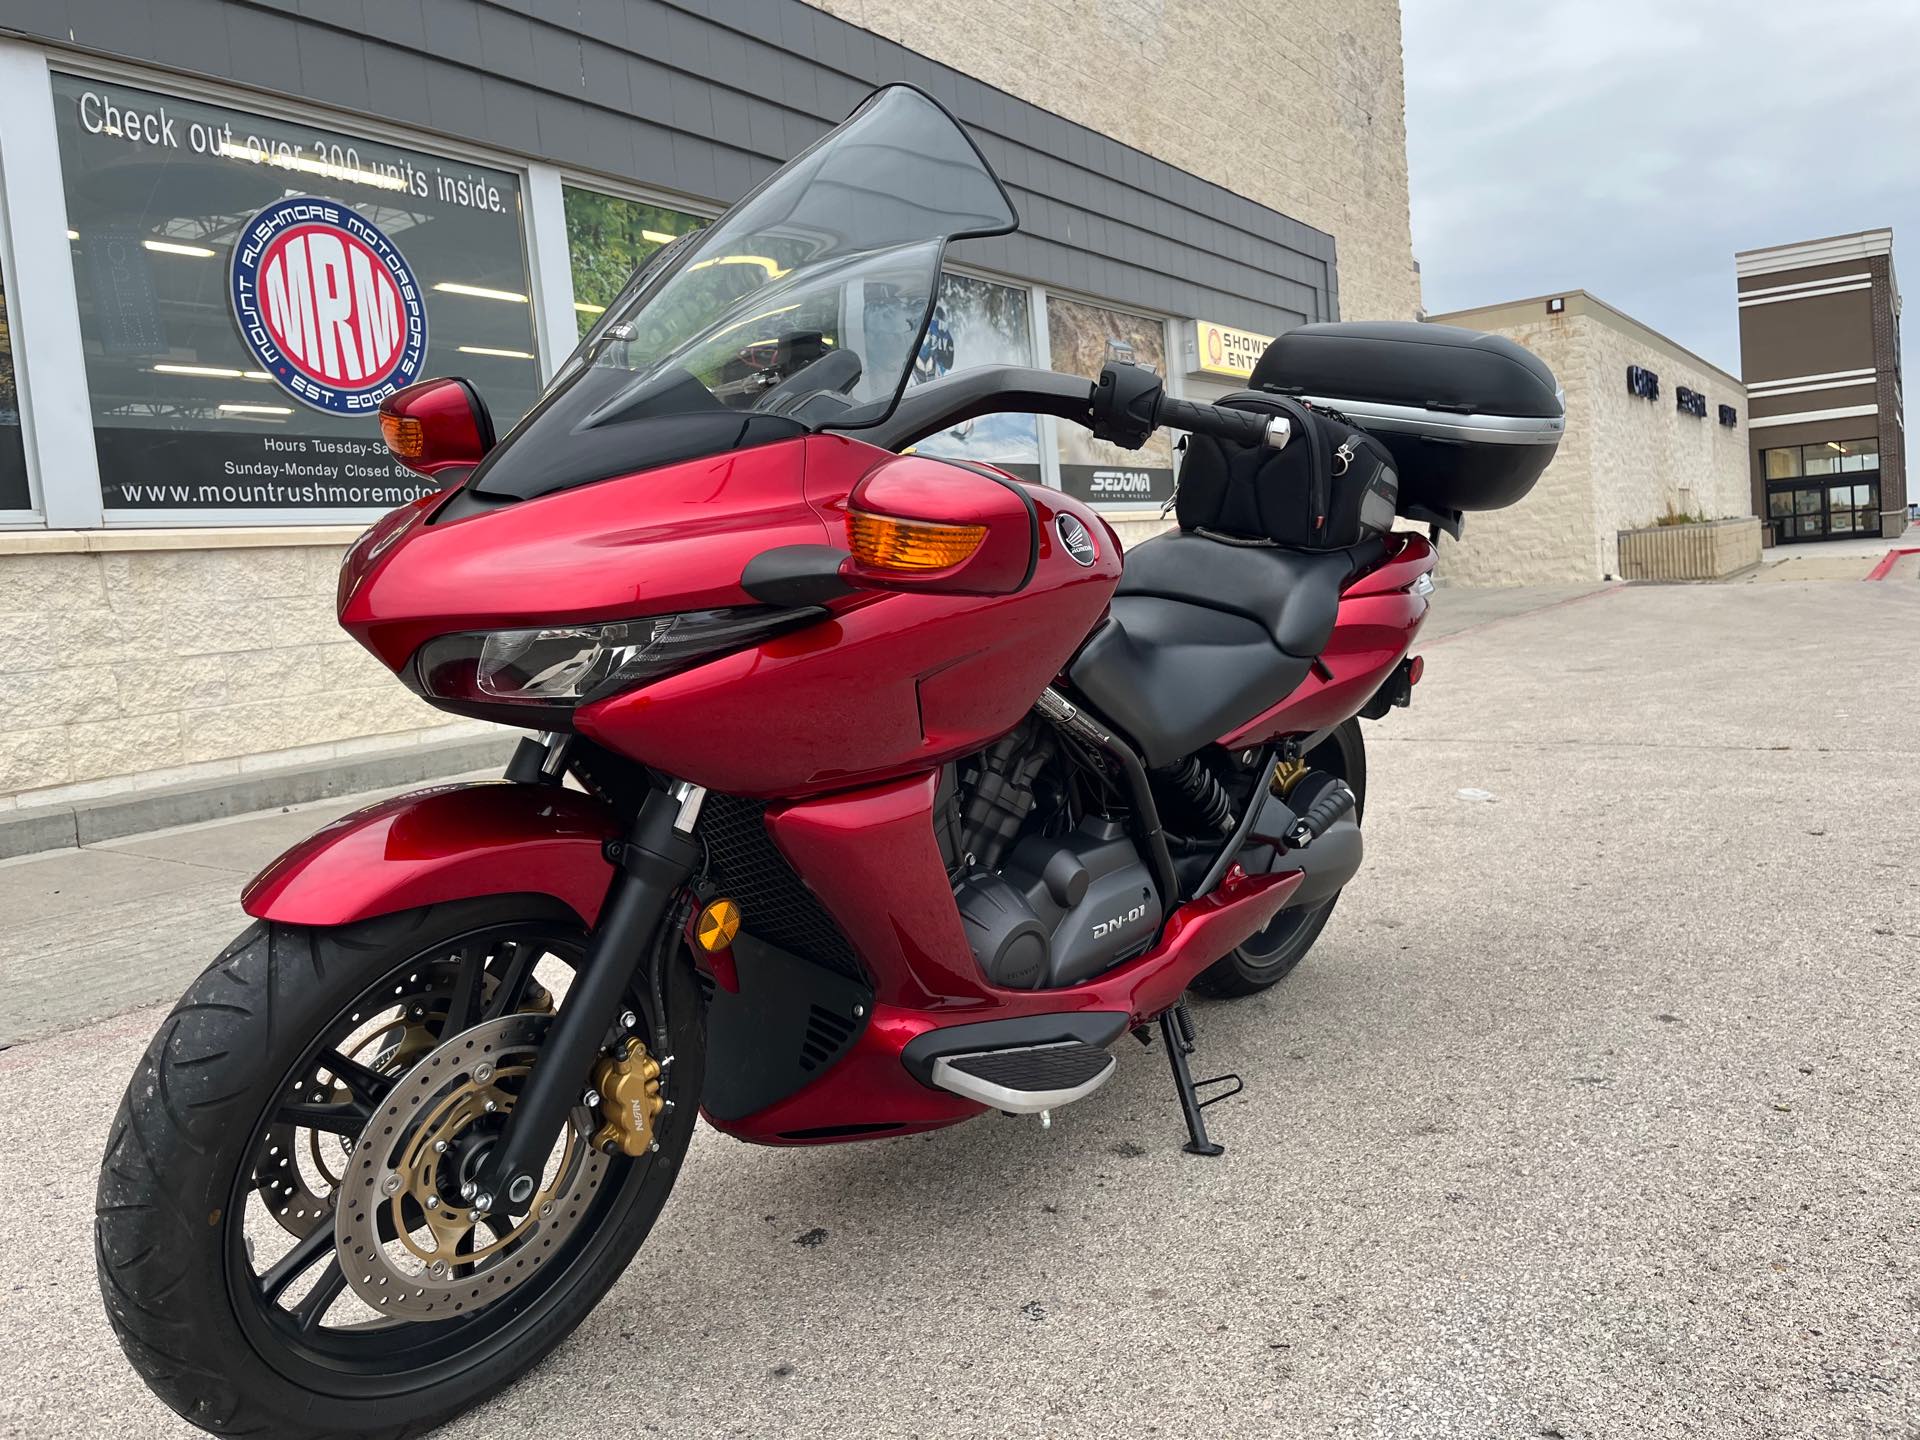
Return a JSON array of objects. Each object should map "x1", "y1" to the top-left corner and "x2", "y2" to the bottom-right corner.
[{"x1": 97, "y1": 87, "x2": 1561, "y2": 1438}]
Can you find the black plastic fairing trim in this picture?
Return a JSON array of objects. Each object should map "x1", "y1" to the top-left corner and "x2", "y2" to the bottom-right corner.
[
  {"x1": 900, "y1": 1011, "x2": 1130, "y2": 1086},
  {"x1": 740, "y1": 545, "x2": 859, "y2": 606}
]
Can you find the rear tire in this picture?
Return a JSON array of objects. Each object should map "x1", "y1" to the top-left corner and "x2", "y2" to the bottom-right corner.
[
  {"x1": 1190, "y1": 719, "x2": 1367, "y2": 998},
  {"x1": 95, "y1": 896, "x2": 704, "y2": 1440}
]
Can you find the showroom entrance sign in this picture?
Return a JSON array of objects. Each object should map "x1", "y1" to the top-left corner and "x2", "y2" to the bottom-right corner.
[{"x1": 231, "y1": 196, "x2": 428, "y2": 415}]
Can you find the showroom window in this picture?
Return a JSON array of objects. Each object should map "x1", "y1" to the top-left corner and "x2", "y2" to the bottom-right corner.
[
  {"x1": 904, "y1": 270, "x2": 1043, "y2": 483},
  {"x1": 1760, "y1": 438, "x2": 1878, "y2": 480},
  {"x1": 1046, "y1": 295, "x2": 1174, "y2": 505},
  {"x1": 0, "y1": 254, "x2": 28, "y2": 512},
  {"x1": 561, "y1": 184, "x2": 706, "y2": 339},
  {"x1": 51, "y1": 73, "x2": 540, "y2": 518}
]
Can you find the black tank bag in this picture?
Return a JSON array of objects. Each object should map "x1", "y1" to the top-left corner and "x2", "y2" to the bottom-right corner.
[{"x1": 1173, "y1": 391, "x2": 1398, "y2": 549}]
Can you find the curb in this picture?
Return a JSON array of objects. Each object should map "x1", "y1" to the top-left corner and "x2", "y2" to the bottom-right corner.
[
  {"x1": 1864, "y1": 546, "x2": 1920, "y2": 581},
  {"x1": 0, "y1": 733, "x2": 518, "y2": 861}
]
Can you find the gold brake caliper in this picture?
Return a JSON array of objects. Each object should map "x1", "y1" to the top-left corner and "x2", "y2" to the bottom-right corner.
[{"x1": 591, "y1": 1037, "x2": 665, "y2": 1156}]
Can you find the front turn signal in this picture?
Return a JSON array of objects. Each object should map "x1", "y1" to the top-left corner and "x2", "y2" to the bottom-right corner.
[
  {"x1": 379, "y1": 412, "x2": 425, "y2": 461},
  {"x1": 845, "y1": 509, "x2": 987, "y2": 572}
]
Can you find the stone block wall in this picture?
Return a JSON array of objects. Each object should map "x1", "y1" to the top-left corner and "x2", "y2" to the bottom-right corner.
[
  {"x1": 1428, "y1": 293, "x2": 1749, "y2": 584},
  {"x1": 0, "y1": 536, "x2": 484, "y2": 811},
  {"x1": 811, "y1": 0, "x2": 1422, "y2": 324},
  {"x1": 1428, "y1": 313, "x2": 1597, "y2": 586}
]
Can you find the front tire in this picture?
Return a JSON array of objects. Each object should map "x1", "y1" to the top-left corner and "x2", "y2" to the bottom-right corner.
[
  {"x1": 96, "y1": 896, "x2": 704, "y2": 1440},
  {"x1": 1190, "y1": 719, "x2": 1367, "y2": 998}
]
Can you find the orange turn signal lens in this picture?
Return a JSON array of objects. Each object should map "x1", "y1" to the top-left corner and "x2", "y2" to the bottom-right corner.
[
  {"x1": 845, "y1": 508, "x2": 987, "y2": 572},
  {"x1": 379, "y1": 412, "x2": 425, "y2": 460}
]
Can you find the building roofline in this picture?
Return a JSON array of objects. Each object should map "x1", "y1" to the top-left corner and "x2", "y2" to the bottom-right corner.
[
  {"x1": 1735, "y1": 227, "x2": 1893, "y2": 261},
  {"x1": 1425, "y1": 289, "x2": 1744, "y2": 390}
]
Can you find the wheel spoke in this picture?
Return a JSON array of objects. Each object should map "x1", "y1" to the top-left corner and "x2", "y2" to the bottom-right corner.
[
  {"x1": 291, "y1": 1258, "x2": 347, "y2": 1333},
  {"x1": 441, "y1": 943, "x2": 487, "y2": 1037},
  {"x1": 482, "y1": 940, "x2": 538, "y2": 1021},
  {"x1": 260, "y1": 1224, "x2": 335, "y2": 1305},
  {"x1": 319, "y1": 1048, "x2": 395, "y2": 1107},
  {"x1": 277, "y1": 1100, "x2": 367, "y2": 1137}
]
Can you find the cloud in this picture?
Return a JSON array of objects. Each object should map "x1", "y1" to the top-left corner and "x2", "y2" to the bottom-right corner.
[{"x1": 1404, "y1": 0, "x2": 1920, "y2": 377}]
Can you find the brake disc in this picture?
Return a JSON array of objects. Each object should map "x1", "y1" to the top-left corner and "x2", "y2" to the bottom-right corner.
[
  {"x1": 255, "y1": 966, "x2": 552, "y2": 1239},
  {"x1": 332, "y1": 1012, "x2": 609, "y2": 1322}
]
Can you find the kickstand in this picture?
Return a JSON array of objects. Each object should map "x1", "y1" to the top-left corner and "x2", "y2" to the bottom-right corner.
[{"x1": 1159, "y1": 1001, "x2": 1243, "y2": 1157}]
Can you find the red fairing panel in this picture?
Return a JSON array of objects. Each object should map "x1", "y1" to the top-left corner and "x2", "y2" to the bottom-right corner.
[
  {"x1": 337, "y1": 437, "x2": 832, "y2": 673},
  {"x1": 1217, "y1": 533, "x2": 1436, "y2": 746},
  {"x1": 242, "y1": 783, "x2": 619, "y2": 927},
  {"x1": 714, "y1": 774, "x2": 1303, "y2": 1144},
  {"x1": 576, "y1": 437, "x2": 1122, "y2": 797}
]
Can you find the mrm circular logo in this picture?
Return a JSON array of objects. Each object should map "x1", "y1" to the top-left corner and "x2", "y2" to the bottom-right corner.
[{"x1": 231, "y1": 196, "x2": 427, "y2": 415}]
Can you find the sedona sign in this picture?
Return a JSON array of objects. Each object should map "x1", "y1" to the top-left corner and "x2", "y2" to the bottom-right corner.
[{"x1": 230, "y1": 195, "x2": 428, "y2": 415}]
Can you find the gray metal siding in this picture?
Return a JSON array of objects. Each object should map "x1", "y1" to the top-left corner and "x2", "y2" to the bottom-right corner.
[{"x1": 4, "y1": 0, "x2": 1338, "y2": 334}]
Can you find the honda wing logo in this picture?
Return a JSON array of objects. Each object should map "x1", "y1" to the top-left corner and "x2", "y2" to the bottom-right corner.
[{"x1": 1056, "y1": 514, "x2": 1097, "y2": 566}]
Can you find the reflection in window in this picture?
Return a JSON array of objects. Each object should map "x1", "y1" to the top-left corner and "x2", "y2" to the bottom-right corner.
[
  {"x1": 1048, "y1": 296, "x2": 1173, "y2": 505},
  {"x1": 52, "y1": 73, "x2": 540, "y2": 515},
  {"x1": 0, "y1": 259, "x2": 27, "y2": 509},
  {"x1": 1762, "y1": 447, "x2": 1801, "y2": 480},
  {"x1": 905, "y1": 272, "x2": 1041, "y2": 482},
  {"x1": 561, "y1": 186, "x2": 705, "y2": 339}
]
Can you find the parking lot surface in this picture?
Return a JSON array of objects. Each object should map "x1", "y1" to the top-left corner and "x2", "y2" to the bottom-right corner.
[{"x1": 2, "y1": 575, "x2": 1917, "y2": 1439}]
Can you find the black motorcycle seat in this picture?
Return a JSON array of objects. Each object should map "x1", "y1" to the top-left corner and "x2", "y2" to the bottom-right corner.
[
  {"x1": 1113, "y1": 530, "x2": 1384, "y2": 658},
  {"x1": 1066, "y1": 598, "x2": 1312, "y2": 768},
  {"x1": 1064, "y1": 532, "x2": 1388, "y2": 767}
]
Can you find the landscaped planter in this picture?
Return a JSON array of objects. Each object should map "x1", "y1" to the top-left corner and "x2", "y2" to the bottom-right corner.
[{"x1": 1616, "y1": 515, "x2": 1762, "y2": 581}]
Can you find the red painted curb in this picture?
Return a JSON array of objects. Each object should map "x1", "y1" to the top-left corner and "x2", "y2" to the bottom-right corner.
[{"x1": 1865, "y1": 546, "x2": 1920, "y2": 582}]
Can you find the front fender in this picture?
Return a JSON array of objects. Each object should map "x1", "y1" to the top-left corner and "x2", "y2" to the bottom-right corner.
[{"x1": 242, "y1": 782, "x2": 619, "y2": 928}]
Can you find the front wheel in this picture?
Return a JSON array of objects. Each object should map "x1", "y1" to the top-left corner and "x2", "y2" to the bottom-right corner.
[
  {"x1": 1190, "y1": 718, "x2": 1367, "y2": 998},
  {"x1": 95, "y1": 896, "x2": 704, "y2": 1440}
]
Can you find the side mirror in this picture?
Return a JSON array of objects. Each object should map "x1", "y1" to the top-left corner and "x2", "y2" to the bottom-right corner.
[
  {"x1": 737, "y1": 457, "x2": 1038, "y2": 607},
  {"x1": 378, "y1": 377, "x2": 496, "y2": 479},
  {"x1": 840, "y1": 456, "x2": 1035, "y2": 595}
]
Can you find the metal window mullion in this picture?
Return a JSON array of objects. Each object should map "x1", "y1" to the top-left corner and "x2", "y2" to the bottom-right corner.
[
  {"x1": 0, "y1": 40, "x2": 101, "y2": 529},
  {"x1": 1029, "y1": 282, "x2": 1060, "y2": 490},
  {"x1": 523, "y1": 163, "x2": 578, "y2": 380}
]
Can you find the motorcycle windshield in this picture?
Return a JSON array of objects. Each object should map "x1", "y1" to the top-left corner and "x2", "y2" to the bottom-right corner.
[{"x1": 468, "y1": 86, "x2": 1017, "y2": 500}]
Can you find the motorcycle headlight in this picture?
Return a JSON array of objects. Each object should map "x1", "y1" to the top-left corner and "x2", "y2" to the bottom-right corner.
[{"x1": 415, "y1": 606, "x2": 820, "y2": 714}]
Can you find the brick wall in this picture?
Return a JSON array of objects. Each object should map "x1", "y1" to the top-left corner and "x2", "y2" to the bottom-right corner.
[
  {"x1": 809, "y1": 0, "x2": 1422, "y2": 324},
  {"x1": 1868, "y1": 254, "x2": 1909, "y2": 536},
  {"x1": 0, "y1": 539, "x2": 484, "y2": 811}
]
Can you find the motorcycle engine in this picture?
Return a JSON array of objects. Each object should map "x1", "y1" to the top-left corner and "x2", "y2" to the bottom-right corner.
[{"x1": 946, "y1": 723, "x2": 1162, "y2": 990}]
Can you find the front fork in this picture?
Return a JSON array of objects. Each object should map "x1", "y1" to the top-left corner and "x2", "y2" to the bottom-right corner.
[{"x1": 473, "y1": 736, "x2": 702, "y2": 1211}]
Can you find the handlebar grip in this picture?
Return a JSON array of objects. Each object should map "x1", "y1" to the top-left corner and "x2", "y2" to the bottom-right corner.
[{"x1": 1155, "y1": 394, "x2": 1283, "y2": 449}]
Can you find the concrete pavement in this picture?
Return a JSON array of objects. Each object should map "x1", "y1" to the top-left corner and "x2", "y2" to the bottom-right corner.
[{"x1": 3, "y1": 577, "x2": 1918, "y2": 1438}]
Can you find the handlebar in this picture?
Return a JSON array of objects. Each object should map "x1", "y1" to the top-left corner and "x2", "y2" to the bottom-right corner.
[
  {"x1": 835, "y1": 362, "x2": 1292, "y2": 456},
  {"x1": 1154, "y1": 394, "x2": 1285, "y2": 449},
  {"x1": 1087, "y1": 361, "x2": 1288, "y2": 452}
]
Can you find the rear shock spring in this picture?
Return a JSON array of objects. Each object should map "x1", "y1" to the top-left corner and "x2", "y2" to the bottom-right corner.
[{"x1": 1158, "y1": 756, "x2": 1235, "y2": 836}]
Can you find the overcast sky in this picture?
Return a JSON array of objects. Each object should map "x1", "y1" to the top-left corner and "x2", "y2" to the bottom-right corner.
[{"x1": 1402, "y1": 0, "x2": 1920, "y2": 378}]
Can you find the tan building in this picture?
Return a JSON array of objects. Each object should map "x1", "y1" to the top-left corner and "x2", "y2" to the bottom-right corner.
[
  {"x1": 1423, "y1": 292, "x2": 1751, "y2": 585},
  {"x1": 0, "y1": 1, "x2": 1419, "y2": 847},
  {"x1": 1735, "y1": 229, "x2": 1906, "y2": 541}
]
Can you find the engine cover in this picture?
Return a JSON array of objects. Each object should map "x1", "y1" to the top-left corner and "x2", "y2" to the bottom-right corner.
[{"x1": 954, "y1": 816, "x2": 1161, "y2": 990}]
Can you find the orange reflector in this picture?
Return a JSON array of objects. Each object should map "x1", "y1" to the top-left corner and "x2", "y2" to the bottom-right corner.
[
  {"x1": 846, "y1": 509, "x2": 986, "y2": 572},
  {"x1": 694, "y1": 898, "x2": 742, "y2": 953},
  {"x1": 380, "y1": 412, "x2": 425, "y2": 460}
]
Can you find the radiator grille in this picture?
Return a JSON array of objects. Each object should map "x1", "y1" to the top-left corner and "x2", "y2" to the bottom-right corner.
[{"x1": 697, "y1": 793, "x2": 865, "y2": 982}]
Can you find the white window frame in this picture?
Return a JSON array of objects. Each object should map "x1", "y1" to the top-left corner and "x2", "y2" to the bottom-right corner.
[
  {"x1": 11, "y1": 42, "x2": 549, "y2": 530},
  {"x1": 542, "y1": 170, "x2": 721, "y2": 364}
]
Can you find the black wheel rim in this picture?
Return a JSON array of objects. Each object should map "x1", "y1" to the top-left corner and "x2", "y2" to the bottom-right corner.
[{"x1": 223, "y1": 919, "x2": 657, "y2": 1396}]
